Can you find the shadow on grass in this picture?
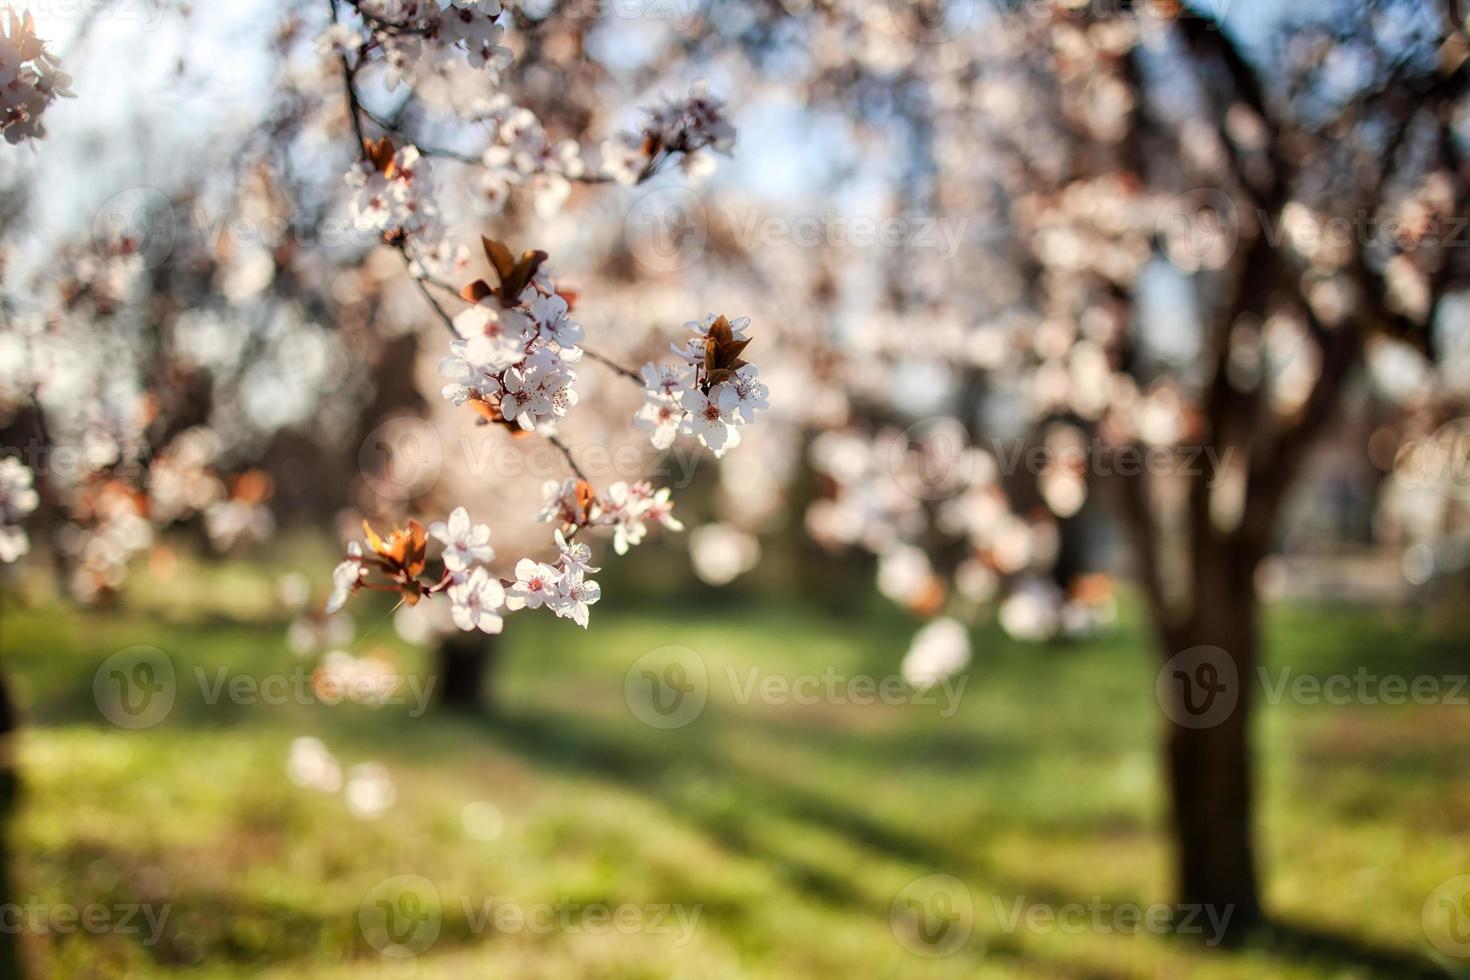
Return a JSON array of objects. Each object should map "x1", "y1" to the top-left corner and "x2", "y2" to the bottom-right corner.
[
  {"x1": 1245, "y1": 920, "x2": 1448, "y2": 979},
  {"x1": 479, "y1": 703, "x2": 1448, "y2": 979}
]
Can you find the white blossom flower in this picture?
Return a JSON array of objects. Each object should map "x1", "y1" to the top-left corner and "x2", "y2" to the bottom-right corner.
[
  {"x1": 448, "y1": 566, "x2": 506, "y2": 633},
  {"x1": 379, "y1": 35, "x2": 423, "y2": 92},
  {"x1": 720, "y1": 364, "x2": 769, "y2": 423},
  {"x1": 429, "y1": 506, "x2": 494, "y2": 571},
  {"x1": 679, "y1": 387, "x2": 741, "y2": 456},
  {"x1": 461, "y1": 20, "x2": 513, "y2": 74},
  {"x1": 454, "y1": 302, "x2": 533, "y2": 370},
  {"x1": 633, "y1": 398, "x2": 684, "y2": 450},
  {"x1": 551, "y1": 575, "x2": 600, "y2": 628},
  {"x1": 640, "y1": 361, "x2": 694, "y2": 400},
  {"x1": 326, "y1": 542, "x2": 365, "y2": 613},
  {"x1": 601, "y1": 481, "x2": 682, "y2": 555},
  {"x1": 500, "y1": 348, "x2": 578, "y2": 429},
  {"x1": 505, "y1": 558, "x2": 561, "y2": 610},
  {"x1": 554, "y1": 527, "x2": 599, "y2": 577},
  {"x1": 503, "y1": 291, "x2": 583, "y2": 349}
]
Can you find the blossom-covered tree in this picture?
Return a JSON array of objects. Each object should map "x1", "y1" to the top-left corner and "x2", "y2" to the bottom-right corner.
[
  {"x1": 3, "y1": 0, "x2": 1467, "y2": 947},
  {"x1": 649, "y1": 0, "x2": 1470, "y2": 935}
]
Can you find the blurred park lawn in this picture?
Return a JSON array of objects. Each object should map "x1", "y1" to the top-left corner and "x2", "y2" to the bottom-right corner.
[{"x1": 0, "y1": 555, "x2": 1466, "y2": 978}]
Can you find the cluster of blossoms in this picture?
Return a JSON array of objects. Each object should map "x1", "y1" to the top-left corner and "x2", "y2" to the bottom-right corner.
[
  {"x1": 538, "y1": 477, "x2": 684, "y2": 556},
  {"x1": 0, "y1": 8, "x2": 71, "y2": 144},
  {"x1": 316, "y1": 14, "x2": 754, "y2": 636},
  {"x1": 0, "y1": 456, "x2": 38, "y2": 563},
  {"x1": 635, "y1": 315, "x2": 769, "y2": 457},
  {"x1": 346, "y1": 137, "x2": 468, "y2": 279},
  {"x1": 479, "y1": 100, "x2": 586, "y2": 217},
  {"x1": 326, "y1": 473, "x2": 689, "y2": 631},
  {"x1": 438, "y1": 239, "x2": 583, "y2": 431},
  {"x1": 476, "y1": 80, "x2": 738, "y2": 216},
  {"x1": 324, "y1": 0, "x2": 512, "y2": 90},
  {"x1": 601, "y1": 82, "x2": 737, "y2": 184}
]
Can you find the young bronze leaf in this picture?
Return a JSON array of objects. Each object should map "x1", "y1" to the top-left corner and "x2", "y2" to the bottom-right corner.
[
  {"x1": 500, "y1": 249, "x2": 548, "y2": 304},
  {"x1": 460, "y1": 279, "x2": 493, "y2": 304},
  {"x1": 482, "y1": 237, "x2": 517, "y2": 283},
  {"x1": 364, "y1": 136, "x2": 395, "y2": 174}
]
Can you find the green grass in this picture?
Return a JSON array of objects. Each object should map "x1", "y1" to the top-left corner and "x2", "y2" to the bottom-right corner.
[{"x1": 0, "y1": 560, "x2": 1467, "y2": 978}]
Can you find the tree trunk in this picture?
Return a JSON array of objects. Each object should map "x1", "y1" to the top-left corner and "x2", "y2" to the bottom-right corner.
[
  {"x1": 0, "y1": 666, "x2": 23, "y2": 979},
  {"x1": 1159, "y1": 550, "x2": 1263, "y2": 941},
  {"x1": 432, "y1": 631, "x2": 501, "y2": 713}
]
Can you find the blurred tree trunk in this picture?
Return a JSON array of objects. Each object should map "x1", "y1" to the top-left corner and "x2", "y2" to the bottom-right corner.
[
  {"x1": 1114, "y1": 467, "x2": 1267, "y2": 941},
  {"x1": 1160, "y1": 542, "x2": 1262, "y2": 939},
  {"x1": 432, "y1": 631, "x2": 501, "y2": 712},
  {"x1": 0, "y1": 667, "x2": 24, "y2": 979}
]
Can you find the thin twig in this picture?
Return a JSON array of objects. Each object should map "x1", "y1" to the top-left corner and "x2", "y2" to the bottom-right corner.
[
  {"x1": 546, "y1": 434, "x2": 588, "y2": 480},
  {"x1": 410, "y1": 270, "x2": 460, "y2": 336},
  {"x1": 581, "y1": 347, "x2": 643, "y2": 384},
  {"x1": 329, "y1": 0, "x2": 368, "y2": 156}
]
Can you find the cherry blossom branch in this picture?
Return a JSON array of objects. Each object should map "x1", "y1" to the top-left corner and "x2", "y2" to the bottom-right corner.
[
  {"x1": 328, "y1": 0, "x2": 369, "y2": 156},
  {"x1": 545, "y1": 434, "x2": 588, "y2": 481},
  {"x1": 408, "y1": 267, "x2": 644, "y2": 387},
  {"x1": 411, "y1": 272, "x2": 459, "y2": 336},
  {"x1": 580, "y1": 347, "x2": 643, "y2": 383},
  {"x1": 356, "y1": 103, "x2": 483, "y2": 164},
  {"x1": 391, "y1": 251, "x2": 589, "y2": 485}
]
